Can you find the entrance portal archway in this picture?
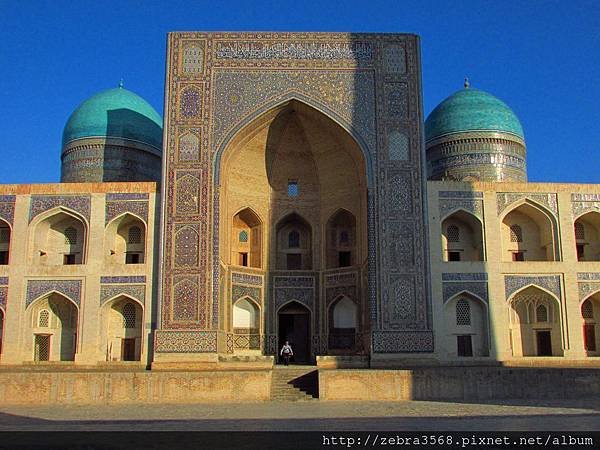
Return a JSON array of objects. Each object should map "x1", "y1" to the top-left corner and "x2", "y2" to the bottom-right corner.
[{"x1": 278, "y1": 301, "x2": 311, "y2": 364}]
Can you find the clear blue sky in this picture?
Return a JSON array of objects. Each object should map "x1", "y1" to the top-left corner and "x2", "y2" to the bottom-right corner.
[{"x1": 1, "y1": 0, "x2": 598, "y2": 183}]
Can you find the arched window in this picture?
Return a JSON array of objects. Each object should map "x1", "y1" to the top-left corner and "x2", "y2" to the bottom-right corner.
[
  {"x1": 239, "y1": 230, "x2": 248, "y2": 243},
  {"x1": 582, "y1": 300, "x2": 594, "y2": 319},
  {"x1": 122, "y1": 303, "x2": 136, "y2": 328},
  {"x1": 64, "y1": 227, "x2": 77, "y2": 245},
  {"x1": 128, "y1": 226, "x2": 142, "y2": 244},
  {"x1": 447, "y1": 225, "x2": 460, "y2": 243},
  {"x1": 456, "y1": 299, "x2": 471, "y2": 326},
  {"x1": 575, "y1": 222, "x2": 585, "y2": 240},
  {"x1": 288, "y1": 230, "x2": 300, "y2": 248},
  {"x1": 510, "y1": 225, "x2": 523, "y2": 243},
  {"x1": 536, "y1": 304, "x2": 548, "y2": 322},
  {"x1": 38, "y1": 309, "x2": 50, "y2": 328}
]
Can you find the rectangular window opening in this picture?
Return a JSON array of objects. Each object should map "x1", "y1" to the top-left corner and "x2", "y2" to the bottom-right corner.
[
  {"x1": 0, "y1": 251, "x2": 8, "y2": 265},
  {"x1": 239, "y1": 252, "x2": 248, "y2": 267},
  {"x1": 338, "y1": 251, "x2": 351, "y2": 267},
  {"x1": 457, "y1": 335, "x2": 473, "y2": 357},
  {"x1": 512, "y1": 251, "x2": 525, "y2": 262},
  {"x1": 447, "y1": 251, "x2": 461, "y2": 262},
  {"x1": 584, "y1": 324, "x2": 596, "y2": 352},
  {"x1": 577, "y1": 244, "x2": 585, "y2": 261},
  {"x1": 125, "y1": 253, "x2": 142, "y2": 264},
  {"x1": 63, "y1": 254, "x2": 76, "y2": 265}
]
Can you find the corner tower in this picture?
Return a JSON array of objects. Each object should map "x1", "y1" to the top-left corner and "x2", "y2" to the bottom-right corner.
[
  {"x1": 425, "y1": 81, "x2": 526, "y2": 182},
  {"x1": 61, "y1": 84, "x2": 163, "y2": 182}
]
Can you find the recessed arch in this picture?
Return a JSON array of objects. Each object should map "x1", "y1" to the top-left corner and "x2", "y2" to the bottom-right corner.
[
  {"x1": 327, "y1": 295, "x2": 358, "y2": 351},
  {"x1": 508, "y1": 285, "x2": 563, "y2": 357},
  {"x1": 581, "y1": 291, "x2": 600, "y2": 355},
  {"x1": 231, "y1": 207, "x2": 262, "y2": 268},
  {"x1": 441, "y1": 209, "x2": 484, "y2": 261},
  {"x1": 275, "y1": 212, "x2": 313, "y2": 270},
  {"x1": 277, "y1": 300, "x2": 311, "y2": 363},
  {"x1": 501, "y1": 199, "x2": 559, "y2": 262},
  {"x1": 27, "y1": 292, "x2": 79, "y2": 362},
  {"x1": 104, "y1": 212, "x2": 147, "y2": 265},
  {"x1": 101, "y1": 294, "x2": 144, "y2": 362},
  {"x1": 326, "y1": 209, "x2": 358, "y2": 268},
  {"x1": 0, "y1": 218, "x2": 11, "y2": 265},
  {"x1": 214, "y1": 95, "x2": 373, "y2": 187},
  {"x1": 574, "y1": 211, "x2": 600, "y2": 261},
  {"x1": 443, "y1": 291, "x2": 489, "y2": 357},
  {"x1": 29, "y1": 207, "x2": 88, "y2": 266}
]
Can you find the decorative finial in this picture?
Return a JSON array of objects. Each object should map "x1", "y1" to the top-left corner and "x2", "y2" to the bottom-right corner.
[
  {"x1": 464, "y1": 77, "x2": 470, "y2": 89},
  {"x1": 118, "y1": 78, "x2": 124, "y2": 89}
]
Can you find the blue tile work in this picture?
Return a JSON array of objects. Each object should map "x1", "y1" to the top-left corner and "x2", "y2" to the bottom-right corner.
[
  {"x1": 425, "y1": 88, "x2": 524, "y2": 141},
  {"x1": 26, "y1": 279, "x2": 82, "y2": 308},
  {"x1": 100, "y1": 276, "x2": 146, "y2": 284}
]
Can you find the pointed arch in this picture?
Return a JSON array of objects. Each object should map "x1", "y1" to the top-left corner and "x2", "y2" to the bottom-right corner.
[
  {"x1": 0, "y1": 218, "x2": 11, "y2": 265},
  {"x1": 443, "y1": 291, "x2": 490, "y2": 357},
  {"x1": 101, "y1": 293, "x2": 144, "y2": 362},
  {"x1": 326, "y1": 208, "x2": 358, "y2": 268},
  {"x1": 231, "y1": 207, "x2": 263, "y2": 268},
  {"x1": 508, "y1": 285, "x2": 563, "y2": 357},
  {"x1": 29, "y1": 206, "x2": 88, "y2": 266},
  {"x1": 105, "y1": 212, "x2": 147, "y2": 265},
  {"x1": 574, "y1": 211, "x2": 600, "y2": 261},
  {"x1": 213, "y1": 95, "x2": 373, "y2": 187},
  {"x1": 441, "y1": 209, "x2": 484, "y2": 261},
  {"x1": 501, "y1": 199, "x2": 560, "y2": 262},
  {"x1": 276, "y1": 212, "x2": 313, "y2": 270},
  {"x1": 27, "y1": 290, "x2": 80, "y2": 311}
]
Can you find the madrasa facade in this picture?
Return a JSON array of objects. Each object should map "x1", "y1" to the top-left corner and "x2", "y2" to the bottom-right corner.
[{"x1": 1, "y1": 32, "x2": 599, "y2": 370}]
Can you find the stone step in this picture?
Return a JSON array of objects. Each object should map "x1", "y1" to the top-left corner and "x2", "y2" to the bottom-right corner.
[{"x1": 270, "y1": 369, "x2": 319, "y2": 401}]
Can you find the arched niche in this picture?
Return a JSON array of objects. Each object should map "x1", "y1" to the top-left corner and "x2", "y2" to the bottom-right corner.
[
  {"x1": 328, "y1": 296, "x2": 358, "y2": 351},
  {"x1": 276, "y1": 213, "x2": 312, "y2": 270},
  {"x1": 105, "y1": 213, "x2": 147, "y2": 265},
  {"x1": 0, "y1": 219, "x2": 11, "y2": 265},
  {"x1": 508, "y1": 286, "x2": 563, "y2": 357},
  {"x1": 441, "y1": 210, "x2": 484, "y2": 262},
  {"x1": 326, "y1": 209, "x2": 357, "y2": 268},
  {"x1": 218, "y1": 99, "x2": 368, "y2": 274},
  {"x1": 31, "y1": 209, "x2": 87, "y2": 265},
  {"x1": 574, "y1": 211, "x2": 600, "y2": 261},
  {"x1": 501, "y1": 201, "x2": 559, "y2": 262},
  {"x1": 27, "y1": 292, "x2": 78, "y2": 361},
  {"x1": 582, "y1": 292, "x2": 600, "y2": 356},
  {"x1": 233, "y1": 297, "x2": 260, "y2": 331},
  {"x1": 443, "y1": 293, "x2": 489, "y2": 358},
  {"x1": 231, "y1": 208, "x2": 262, "y2": 268},
  {"x1": 277, "y1": 300, "x2": 311, "y2": 363},
  {"x1": 101, "y1": 295, "x2": 143, "y2": 362}
]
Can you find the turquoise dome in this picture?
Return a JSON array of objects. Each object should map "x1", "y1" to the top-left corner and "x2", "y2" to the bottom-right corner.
[
  {"x1": 425, "y1": 88, "x2": 524, "y2": 142},
  {"x1": 62, "y1": 86, "x2": 163, "y2": 150}
]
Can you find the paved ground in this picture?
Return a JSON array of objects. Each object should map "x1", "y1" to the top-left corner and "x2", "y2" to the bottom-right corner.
[{"x1": 0, "y1": 398, "x2": 599, "y2": 431}]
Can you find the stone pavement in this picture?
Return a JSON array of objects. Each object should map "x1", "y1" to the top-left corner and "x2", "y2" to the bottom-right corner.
[{"x1": 0, "y1": 398, "x2": 599, "y2": 431}]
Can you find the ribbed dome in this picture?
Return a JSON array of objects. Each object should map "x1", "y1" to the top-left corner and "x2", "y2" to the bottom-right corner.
[
  {"x1": 425, "y1": 87, "x2": 524, "y2": 142},
  {"x1": 62, "y1": 86, "x2": 163, "y2": 150}
]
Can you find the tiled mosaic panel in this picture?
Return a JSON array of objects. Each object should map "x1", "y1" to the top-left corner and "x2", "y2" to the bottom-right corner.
[
  {"x1": 26, "y1": 279, "x2": 82, "y2": 307},
  {"x1": 154, "y1": 330, "x2": 217, "y2": 353},
  {"x1": 29, "y1": 195, "x2": 91, "y2": 223},
  {"x1": 504, "y1": 275, "x2": 562, "y2": 301}
]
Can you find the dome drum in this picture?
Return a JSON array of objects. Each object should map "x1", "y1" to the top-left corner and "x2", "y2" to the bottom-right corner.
[
  {"x1": 61, "y1": 137, "x2": 162, "y2": 183},
  {"x1": 425, "y1": 87, "x2": 527, "y2": 182},
  {"x1": 61, "y1": 86, "x2": 163, "y2": 183}
]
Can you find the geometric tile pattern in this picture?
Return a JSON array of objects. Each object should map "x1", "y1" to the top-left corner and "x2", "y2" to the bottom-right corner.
[
  {"x1": 154, "y1": 330, "x2": 217, "y2": 353},
  {"x1": 29, "y1": 195, "x2": 91, "y2": 223},
  {"x1": 504, "y1": 275, "x2": 562, "y2": 301},
  {"x1": 26, "y1": 279, "x2": 82, "y2": 308}
]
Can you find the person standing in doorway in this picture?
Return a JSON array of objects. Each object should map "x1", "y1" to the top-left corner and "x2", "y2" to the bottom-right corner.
[{"x1": 280, "y1": 341, "x2": 293, "y2": 365}]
